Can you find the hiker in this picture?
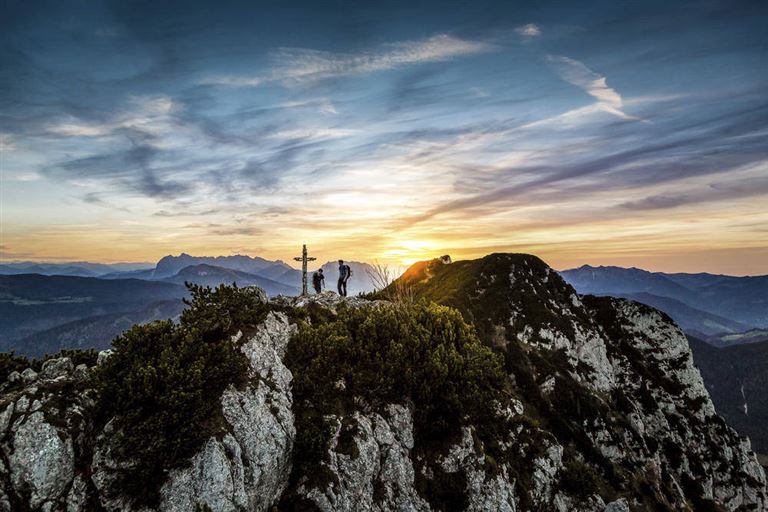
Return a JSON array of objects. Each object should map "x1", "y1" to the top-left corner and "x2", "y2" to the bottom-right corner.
[
  {"x1": 312, "y1": 268, "x2": 325, "y2": 294},
  {"x1": 337, "y1": 259, "x2": 352, "y2": 297}
]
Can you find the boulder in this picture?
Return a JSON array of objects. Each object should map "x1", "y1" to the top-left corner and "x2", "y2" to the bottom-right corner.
[
  {"x1": 40, "y1": 357, "x2": 74, "y2": 380},
  {"x1": 9, "y1": 411, "x2": 74, "y2": 509}
]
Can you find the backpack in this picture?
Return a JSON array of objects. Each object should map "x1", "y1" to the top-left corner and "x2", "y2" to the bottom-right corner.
[{"x1": 344, "y1": 265, "x2": 352, "y2": 278}]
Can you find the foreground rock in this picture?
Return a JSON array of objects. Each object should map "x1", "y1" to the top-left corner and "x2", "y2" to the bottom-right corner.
[
  {"x1": 0, "y1": 356, "x2": 98, "y2": 511},
  {"x1": 90, "y1": 312, "x2": 297, "y2": 512}
]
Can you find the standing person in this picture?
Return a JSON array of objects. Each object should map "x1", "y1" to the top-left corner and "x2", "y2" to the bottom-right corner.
[
  {"x1": 337, "y1": 259, "x2": 352, "y2": 297},
  {"x1": 312, "y1": 268, "x2": 325, "y2": 294}
]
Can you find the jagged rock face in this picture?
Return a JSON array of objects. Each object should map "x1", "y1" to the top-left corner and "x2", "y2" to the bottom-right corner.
[
  {"x1": 397, "y1": 253, "x2": 767, "y2": 510},
  {"x1": 92, "y1": 312, "x2": 297, "y2": 512},
  {"x1": 399, "y1": 254, "x2": 617, "y2": 391},
  {"x1": 0, "y1": 357, "x2": 98, "y2": 512},
  {"x1": 0, "y1": 253, "x2": 766, "y2": 511},
  {"x1": 296, "y1": 404, "x2": 431, "y2": 512},
  {"x1": 591, "y1": 297, "x2": 766, "y2": 510}
]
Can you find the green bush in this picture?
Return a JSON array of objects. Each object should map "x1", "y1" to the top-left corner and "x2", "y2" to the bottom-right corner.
[
  {"x1": 95, "y1": 283, "x2": 271, "y2": 506},
  {"x1": 284, "y1": 301, "x2": 510, "y2": 508}
]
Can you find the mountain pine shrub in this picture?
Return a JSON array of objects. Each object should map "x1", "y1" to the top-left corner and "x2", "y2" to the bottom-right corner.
[
  {"x1": 283, "y1": 301, "x2": 512, "y2": 509},
  {"x1": 94, "y1": 283, "x2": 273, "y2": 506}
]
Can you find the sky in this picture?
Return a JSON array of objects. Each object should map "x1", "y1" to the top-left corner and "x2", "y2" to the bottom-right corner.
[{"x1": 1, "y1": 0, "x2": 767, "y2": 274}]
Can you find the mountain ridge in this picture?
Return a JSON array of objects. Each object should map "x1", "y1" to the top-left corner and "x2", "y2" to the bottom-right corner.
[
  {"x1": 1, "y1": 253, "x2": 765, "y2": 510},
  {"x1": 0, "y1": 274, "x2": 188, "y2": 354},
  {"x1": 560, "y1": 264, "x2": 768, "y2": 333},
  {"x1": 162, "y1": 263, "x2": 300, "y2": 296}
]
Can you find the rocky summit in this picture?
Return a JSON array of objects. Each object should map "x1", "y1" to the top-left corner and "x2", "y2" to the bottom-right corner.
[{"x1": 0, "y1": 253, "x2": 765, "y2": 512}]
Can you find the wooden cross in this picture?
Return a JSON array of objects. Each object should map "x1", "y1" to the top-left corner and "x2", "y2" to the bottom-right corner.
[{"x1": 293, "y1": 244, "x2": 317, "y2": 296}]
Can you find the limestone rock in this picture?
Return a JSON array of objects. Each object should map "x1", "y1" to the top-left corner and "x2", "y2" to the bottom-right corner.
[
  {"x1": 297, "y1": 405, "x2": 431, "y2": 512},
  {"x1": 272, "y1": 290, "x2": 381, "y2": 311},
  {"x1": 40, "y1": 357, "x2": 74, "y2": 380},
  {"x1": 97, "y1": 349, "x2": 113, "y2": 366},
  {"x1": 9, "y1": 411, "x2": 74, "y2": 509},
  {"x1": 154, "y1": 311, "x2": 297, "y2": 511}
]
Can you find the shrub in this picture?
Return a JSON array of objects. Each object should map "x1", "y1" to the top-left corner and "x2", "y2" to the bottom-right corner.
[
  {"x1": 284, "y1": 301, "x2": 510, "y2": 508},
  {"x1": 94, "y1": 283, "x2": 271, "y2": 506}
]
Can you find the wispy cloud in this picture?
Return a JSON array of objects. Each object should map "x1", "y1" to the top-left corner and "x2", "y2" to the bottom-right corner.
[
  {"x1": 268, "y1": 128, "x2": 358, "y2": 141},
  {"x1": 80, "y1": 192, "x2": 131, "y2": 213},
  {"x1": 0, "y1": 133, "x2": 18, "y2": 152},
  {"x1": 153, "y1": 208, "x2": 221, "y2": 217},
  {"x1": 515, "y1": 23, "x2": 541, "y2": 38},
  {"x1": 4, "y1": 1, "x2": 767, "y2": 271},
  {"x1": 46, "y1": 96, "x2": 179, "y2": 139},
  {"x1": 203, "y1": 34, "x2": 491, "y2": 88},
  {"x1": 275, "y1": 98, "x2": 338, "y2": 115},
  {"x1": 546, "y1": 55, "x2": 638, "y2": 121},
  {"x1": 620, "y1": 163, "x2": 768, "y2": 210}
]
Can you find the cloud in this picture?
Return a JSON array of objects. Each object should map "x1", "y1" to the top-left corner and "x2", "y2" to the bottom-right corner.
[
  {"x1": 546, "y1": 55, "x2": 638, "y2": 121},
  {"x1": 389, "y1": 102, "x2": 768, "y2": 227},
  {"x1": 203, "y1": 34, "x2": 491, "y2": 88},
  {"x1": 153, "y1": 208, "x2": 221, "y2": 217},
  {"x1": 274, "y1": 98, "x2": 338, "y2": 115},
  {"x1": 515, "y1": 24, "x2": 541, "y2": 38},
  {"x1": 1, "y1": 133, "x2": 19, "y2": 151},
  {"x1": 268, "y1": 128, "x2": 357, "y2": 141},
  {"x1": 80, "y1": 192, "x2": 131, "y2": 212},
  {"x1": 469, "y1": 87, "x2": 489, "y2": 98},
  {"x1": 620, "y1": 170, "x2": 768, "y2": 210},
  {"x1": 46, "y1": 96, "x2": 179, "y2": 139},
  {"x1": 0, "y1": 245, "x2": 40, "y2": 260},
  {"x1": 10, "y1": 173, "x2": 42, "y2": 182},
  {"x1": 46, "y1": 142, "x2": 195, "y2": 200}
]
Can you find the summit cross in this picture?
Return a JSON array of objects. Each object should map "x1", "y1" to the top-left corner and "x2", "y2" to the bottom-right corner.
[{"x1": 293, "y1": 244, "x2": 317, "y2": 296}]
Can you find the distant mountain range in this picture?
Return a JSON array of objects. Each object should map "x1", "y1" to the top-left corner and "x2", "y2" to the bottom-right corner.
[
  {"x1": 559, "y1": 265, "x2": 768, "y2": 337},
  {"x1": 0, "y1": 274, "x2": 187, "y2": 354},
  {"x1": 163, "y1": 264, "x2": 299, "y2": 296},
  {"x1": 0, "y1": 261, "x2": 152, "y2": 277},
  {"x1": 16, "y1": 300, "x2": 186, "y2": 358},
  {"x1": 0, "y1": 253, "x2": 383, "y2": 356},
  {"x1": 100, "y1": 254, "x2": 380, "y2": 294},
  {"x1": 102, "y1": 253, "x2": 293, "y2": 280}
]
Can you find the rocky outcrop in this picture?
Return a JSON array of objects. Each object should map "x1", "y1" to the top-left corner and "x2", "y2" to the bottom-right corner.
[
  {"x1": 92, "y1": 312, "x2": 297, "y2": 512},
  {"x1": 272, "y1": 289, "x2": 380, "y2": 311},
  {"x1": 397, "y1": 253, "x2": 768, "y2": 511},
  {"x1": 0, "y1": 356, "x2": 98, "y2": 512},
  {"x1": 9, "y1": 411, "x2": 74, "y2": 510},
  {"x1": 296, "y1": 404, "x2": 431, "y2": 512},
  {"x1": 1, "y1": 253, "x2": 766, "y2": 511}
]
